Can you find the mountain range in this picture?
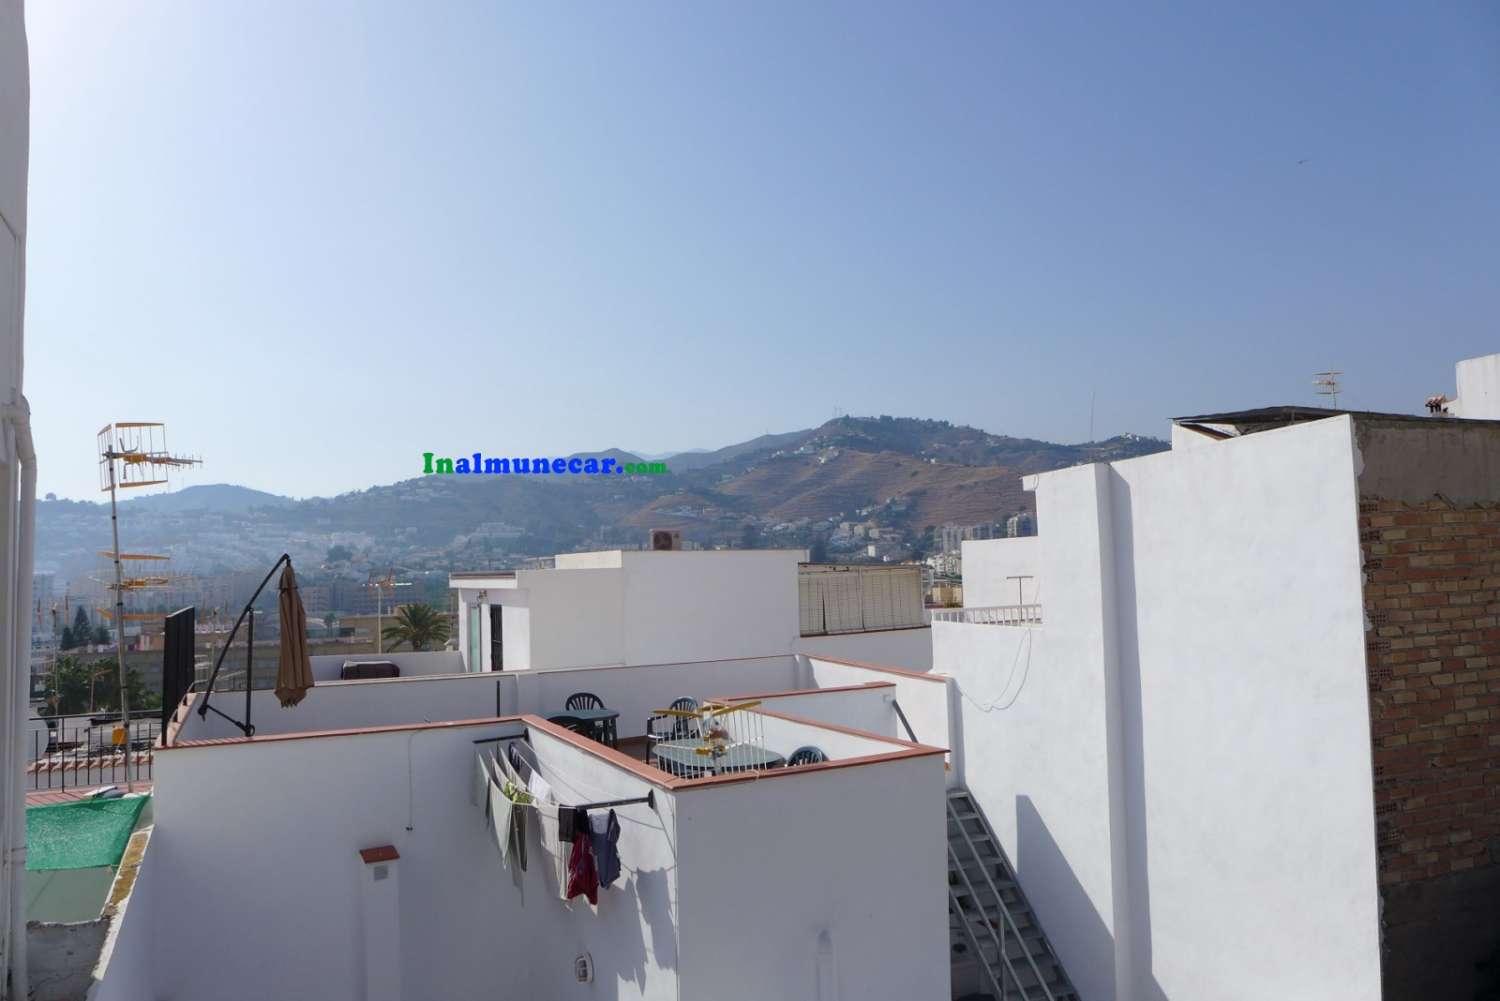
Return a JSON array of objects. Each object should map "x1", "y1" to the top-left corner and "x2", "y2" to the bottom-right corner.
[{"x1": 34, "y1": 416, "x2": 1168, "y2": 586}]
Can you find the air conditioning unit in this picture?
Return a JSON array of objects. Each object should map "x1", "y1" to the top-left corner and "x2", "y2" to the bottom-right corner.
[{"x1": 648, "y1": 529, "x2": 682, "y2": 551}]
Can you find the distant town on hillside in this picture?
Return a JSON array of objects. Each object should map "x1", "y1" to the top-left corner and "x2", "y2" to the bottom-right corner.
[{"x1": 33, "y1": 416, "x2": 1167, "y2": 620}]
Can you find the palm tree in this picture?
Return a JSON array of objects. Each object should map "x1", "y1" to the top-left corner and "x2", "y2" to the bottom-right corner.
[{"x1": 380, "y1": 603, "x2": 450, "y2": 652}]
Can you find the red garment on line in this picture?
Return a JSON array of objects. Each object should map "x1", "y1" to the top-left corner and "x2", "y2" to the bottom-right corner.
[{"x1": 566, "y1": 826, "x2": 599, "y2": 905}]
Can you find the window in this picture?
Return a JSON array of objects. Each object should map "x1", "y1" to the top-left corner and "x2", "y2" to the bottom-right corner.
[{"x1": 468, "y1": 604, "x2": 482, "y2": 672}]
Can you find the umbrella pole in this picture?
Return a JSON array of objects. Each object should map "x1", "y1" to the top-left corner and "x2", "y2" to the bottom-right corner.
[{"x1": 245, "y1": 609, "x2": 254, "y2": 735}]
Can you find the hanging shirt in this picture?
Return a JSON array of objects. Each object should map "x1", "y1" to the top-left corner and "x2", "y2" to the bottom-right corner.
[
  {"x1": 590, "y1": 809, "x2": 622, "y2": 889},
  {"x1": 503, "y1": 781, "x2": 530, "y2": 872},
  {"x1": 566, "y1": 826, "x2": 599, "y2": 905}
]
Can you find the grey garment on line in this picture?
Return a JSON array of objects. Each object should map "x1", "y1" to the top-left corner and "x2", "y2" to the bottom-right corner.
[{"x1": 590, "y1": 809, "x2": 621, "y2": 888}]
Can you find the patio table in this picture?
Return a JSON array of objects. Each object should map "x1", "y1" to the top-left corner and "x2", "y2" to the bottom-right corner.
[
  {"x1": 650, "y1": 739, "x2": 786, "y2": 778},
  {"x1": 546, "y1": 707, "x2": 619, "y2": 748}
]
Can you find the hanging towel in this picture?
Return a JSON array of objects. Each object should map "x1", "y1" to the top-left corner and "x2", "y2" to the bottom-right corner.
[
  {"x1": 527, "y1": 770, "x2": 553, "y2": 805},
  {"x1": 566, "y1": 826, "x2": 599, "y2": 905},
  {"x1": 590, "y1": 809, "x2": 622, "y2": 889},
  {"x1": 533, "y1": 798, "x2": 570, "y2": 900},
  {"x1": 558, "y1": 805, "x2": 576, "y2": 844},
  {"x1": 489, "y1": 778, "x2": 513, "y2": 864},
  {"x1": 473, "y1": 751, "x2": 490, "y2": 808},
  {"x1": 503, "y1": 781, "x2": 530, "y2": 872}
]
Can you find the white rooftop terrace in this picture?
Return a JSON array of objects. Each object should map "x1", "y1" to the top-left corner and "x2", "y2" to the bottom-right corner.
[{"x1": 100, "y1": 656, "x2": 952, "y2": 1001}]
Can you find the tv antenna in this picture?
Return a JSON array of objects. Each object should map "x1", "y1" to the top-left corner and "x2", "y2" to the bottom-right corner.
[
  {"x1": 97, "y1": 422, "x2": 201, "y2": 789},
  {"x1": 1313, "y1": 371, "x2": 1343, "y2": 409},
  {"x1": 367, "y1": 570, "x2": 413, "y2": 653}
]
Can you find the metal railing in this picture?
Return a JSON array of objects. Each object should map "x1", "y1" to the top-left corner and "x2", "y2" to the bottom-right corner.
[
  {"x1": 26, "y1": 714, "x2": 159, "y2": 791},
  {"x1": 930, "y1": 604, "x2": 1042, "y2": 626},
  {"x1": 646, "y1": 701, "x2": 770, "y2": 779}
]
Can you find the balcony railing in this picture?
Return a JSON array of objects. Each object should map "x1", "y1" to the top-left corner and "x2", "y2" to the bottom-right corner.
[
  {"x1": 26, "y1": 714, "x2": 159, "y2": 791},
  {"x1": 929, "y1": 604, "x2": 1042, "y2": 626}
]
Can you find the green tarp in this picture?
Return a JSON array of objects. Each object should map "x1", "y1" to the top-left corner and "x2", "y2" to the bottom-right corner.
[{"x1": 26, "y1": 796, "x2": 148, "y2": 871}]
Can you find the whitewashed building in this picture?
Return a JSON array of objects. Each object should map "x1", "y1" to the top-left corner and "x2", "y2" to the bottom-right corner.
[
  {"x1": 0, "y1": 5, "x2": 34, "y2": 1000},
  {"x1": 453, "y1": 548, "x2": 933, "y2": 674},
  {"x1": 937, "y1": 391, "x2": 1500, "y2": 1001},
  {"x1": 94, "y1": 652, "x2": 956, "y2": 1001}
]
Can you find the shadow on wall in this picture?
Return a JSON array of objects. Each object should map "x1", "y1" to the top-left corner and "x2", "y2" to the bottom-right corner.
[
  {"x1": 1017, "y1": 795, "x2": 1168, "y2": 1001},
  {"x1": 1107, "y1": 473, "x2": 1167, "y2": 1001},
  {"x1": 592, "y1": 866, "x2": 677, "y2": 998}
]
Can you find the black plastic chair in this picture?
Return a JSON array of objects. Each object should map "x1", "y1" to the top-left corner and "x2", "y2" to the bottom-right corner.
[
  {"x1": 646, "y1": 697, "x2": 703, "y2": 766},
  {"x1": 668, "y1": 697, "x2": 701, "y2": 740},
  {"x1": 565, "y1": 692, "x2": 609, "y2": 743},
  {"x1": 787, "y1": 746, "x2": 827, "y2": 767}
]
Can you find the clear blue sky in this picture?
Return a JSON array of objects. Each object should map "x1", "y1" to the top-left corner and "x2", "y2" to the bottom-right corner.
[{"x1": 23, "y1": 1, "x2": 1500, "y2": 500}]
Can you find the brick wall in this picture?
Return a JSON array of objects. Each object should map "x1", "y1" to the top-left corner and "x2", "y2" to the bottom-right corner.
[{"x1": 1360, "y1": 496, "x2": 1500, "y2": 1000}]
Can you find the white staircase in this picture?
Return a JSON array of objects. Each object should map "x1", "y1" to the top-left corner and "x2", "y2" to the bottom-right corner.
[{"x1": 948, "y1": 787, "x2": 1079, "y2": 1001}]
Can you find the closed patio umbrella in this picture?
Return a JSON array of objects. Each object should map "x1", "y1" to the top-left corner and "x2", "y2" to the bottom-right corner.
[{"x1": 275, "y1": 562, "x2": 315, "y2": 707}]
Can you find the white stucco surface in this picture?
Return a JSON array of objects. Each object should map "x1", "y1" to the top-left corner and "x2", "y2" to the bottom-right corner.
[
  {"x1": 675, "y1": 753, "x2": 950, "y2": 1001},
  {"x1": 178, "y1": 656, "x2": 810, "y2": 743},
  {"x1": 961, "y1": 537, "x2": 1041, "y2": 607},
  {"x1": 107, "y1": 711, "x2": 947, "y2": 1001},
  {"x1": 936, "y1": 416, "x2": 1383, "y2": 1001},
  {"x1": 308, "y1": 651, "x2": 464, "y2": 682},
  {"x1": 804, "y1": 656, "x2": 951, "y2": 757},
  {"x1": 1452, "y1": 352, "x2": 1500, "y2": 419},
  {"x1": 134, "y1": 720, "x2": 685, "y2": 1001},
  {"x1": 733, "y1": 684, "x2": 897, "y2": 739},
  {"x1": 455, "y1": 550, "x2": 806, "y2": 672},
  {"x1": 796, "y1": 626, "x2": 933, "y2": 670}
]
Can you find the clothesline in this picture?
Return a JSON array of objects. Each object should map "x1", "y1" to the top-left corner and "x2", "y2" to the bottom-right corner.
[
  {"x1": 473, "y1": 732, "x2": 657, "y2": 813},
  {"x1": 476, "y1": 745, "x2": 623, "y2": 906}
]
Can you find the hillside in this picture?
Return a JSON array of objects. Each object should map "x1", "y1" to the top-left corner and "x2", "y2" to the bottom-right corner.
[{"x1": 35, "y1": 416, "x2": 1168, "y2": 582}]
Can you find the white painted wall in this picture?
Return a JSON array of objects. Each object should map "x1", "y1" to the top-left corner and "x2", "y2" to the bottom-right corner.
[
  {"x1": 134, "y1": 720, "x2": 686, "y2": 1001},
  {"x1": 520, "y1": 567, "x2": 624, "y2": 670},
  {"x1": 752, "y1": 709, "x2": 917, "y2": 761},
  {"x1": 938, "y1": 416, "x2": 1383, "y2": 1001},
  {"x1": 455, "y1": 551, "x2": 805, "y2": 672},
  {"x1": 179, "y1": 657, "x2": 808, "y2": 744},
  {"x1": 675, "y1": 752, "x2": 950, "y2": 1001},
  {"x1": 804, "y1": 656, "x2": 952, "y2": 758},
  {"x1": 176, "y1": 672, "x2": 506, "y2": 741},
  {"x1": 0, "y1": 8, "x2": 27, "y2": 996},
  {"x1": 731, "y1": 685, "x2": 897, "y2": 739},
  {"x1": 1168, "y1": 423, "x2": 1224, "y2": 451},
  {"x1": 796, "y1": 626, "x2": 933, "y2": 670},
  {"x1": 619, "y1": 551, "x2": 804, "y2": 666},
  {"x1": 1452, "y1": 352, "x2": 1500, "y2": 419},
  {"x1": 961, "y1": 537, "x2": 1040, "y2": 607},
  {"x1": 90, "y1": 832, "x2": 157, "y2": 1001},
  {"x1": 308, "y1": 651, "x2": 464, "y2": 682},
  {"x1": 110, "y1": 713, "x2": 947, "y2": 1001}
]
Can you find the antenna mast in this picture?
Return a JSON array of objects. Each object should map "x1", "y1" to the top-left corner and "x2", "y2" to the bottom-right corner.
[
  {"x1": 1313, "y1": 371, "x2": 1343, "y2": 409},
  {"x1": 96, "y1": 422, "x2": 201, "y2": 790}
]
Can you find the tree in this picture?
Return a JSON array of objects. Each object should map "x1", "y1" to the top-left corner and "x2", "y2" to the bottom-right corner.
[
  {"x1": 41, "y1": 657, "x2": 160, "y2": 716},
  {"x1": 327, "y1": 544, "x2": 353, "y2": 563},
  {"x1": 59, "y1": 625, "x2": 75, "y2": 650},
  {"x1": 380, "y1": 604, "x2": 450, "y2": 652},
  {"x1": 71, "y1": 607, "x2": 91, "y2": 643},
  {"x1": 809, "y1": 536, "x2": 829, "y2": 563},
  {"x1": 93, "y1": 624, "x2": 112, "y2": 646}
]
